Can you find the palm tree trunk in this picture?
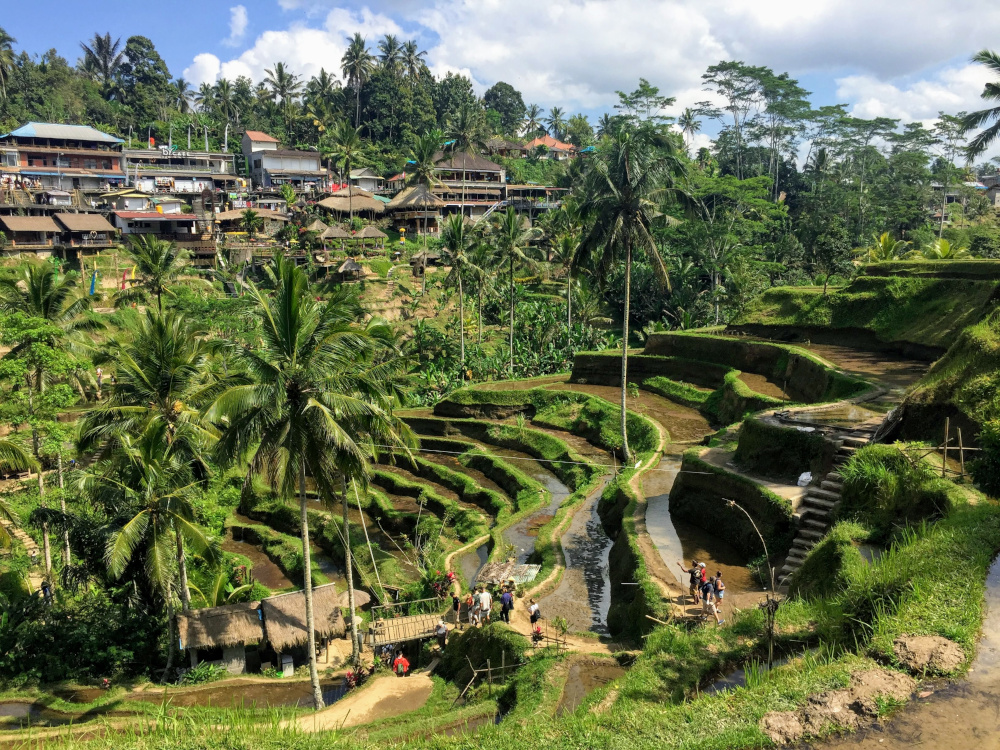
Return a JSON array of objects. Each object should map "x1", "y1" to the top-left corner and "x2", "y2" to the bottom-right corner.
[
  {"x1": 566, "y1": 271, "x2": 572, "y2": 346},
  {"x1": 161, "y1": 592, "x2": 176, "y2": 683},
  {"x1": 58, "y1": 453, "x2": 70, "y2": 567},
  {"x1": 509, "y1": 255, "x2": 515, "y2": 376},
  {"x1": 478, "y1": 285, "x2": 483, "y2": 346},
  {"x1": 175, "y1": 523, "x2": 190, "y2": 611},
  {"x1": 458, "y1": 271, "x2": 465, "y2": 376},
  {"x1": 356, "y1": 88, "x2": 361, "y2": 128},
  {"x1": 619, "y1": 245, "x2": 632, "y2": 464},
  {"x1": 298, "y1": 459, "x2": 324, "y2": 710},
  {"x1": 343, "y1": 477, "x2": 359, "y2": 665},
  {"x1": 36, "y1": 469, "x2": 52, "y2": 580}
]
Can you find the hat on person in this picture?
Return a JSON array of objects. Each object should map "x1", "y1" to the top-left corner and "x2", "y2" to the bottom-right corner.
[{"x1": 699, "y1": 562, "x2": 706, "y2": 568}]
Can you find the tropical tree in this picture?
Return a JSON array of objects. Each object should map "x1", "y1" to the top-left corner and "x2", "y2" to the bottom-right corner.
[
  {"x1": 115, "y1": 235, "x2": 190, "y2": 312},
  {"x1": 445, "y1": 104, "x2": 488, "y2": 213},
  {"x1": 522, "y1": 104, "x2": 543, "y2": 137},
  {"x1": 441, "y1": 214, "x2": 480, "y2": 373},
  {"x1": 963, "y1": 50, "x2": 1000, "y2": 159},
  {"x1": 213, "y1": 78, "x2": 239, "y2": 123},
  {"x1": 551, "y1": 233, "x2": 579, "y2": 343},
  {"x1": 0, "y1": 441, "x2": 36, "y2": 548},
  {"x1": 341, "y1": 33, "x2": 375, "y2": 127},
  {"x1": 191, "y1": 570, "x2": 252, "y2": 607},
  {"x1": 852, "y1": 232, "x2": 910, "y2": 262},
  {"x1": 494, "y1": 207, "x2": 537, "y2": 375},
  {"x1": 912, "y1": 238, "x2": 972, "y2": 260},
  {"x1": 545, "y1": 107, "x2": 566, "y2": 140},
  {"x1": 174, "y1": 78, "x2": 192, "y2": 113},
  {"x1": 575, "y1": 124, "x2": 686, "y2": 461},
  {"x1": 402, "y1": 41, "x2": 427, "y2": 81},
  {"x1": 241, "y1": 208, "x2": 264, "y2": 239},
  {"x1": 194, "y1": 82, "x2": 215, "y2": 113},
  {"x1": 377, "y1": 35, "x2": 404, "y2": 77},
  {"x1": 327, "y1": 121, "x2": 366, "y2": 222},
  {"x1": 264, "y1": 61, "x2": 303, "y2": 104},
  {"x1": 207, "y1": 258, "x2": 413, "y2": 709},
  {"x1": 407, "y1": 129, "x2": 445, "y2": 248},
  {"x1": 79, "y1": 32, "x2": 125, "y2": 97},
  {"x1": 678, "y1": 108, "x2": 701, "y2": 149},
  {"x1": 0, "y1": 28, "x2": 15, "y2": 101}
]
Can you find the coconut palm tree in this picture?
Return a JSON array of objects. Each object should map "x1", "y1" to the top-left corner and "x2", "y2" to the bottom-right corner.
[
  {"x1": 341, "y1": 33, "x2": 375, "y2": 127},
  {"x1": 963, "y1": 50, "x2": 1000, "y2": 158},
  {"x1": 551, "y1": 233, "x2": 579, "y2": 343},
  {"x1": 79, "y1": 32, "x2": 124, "y2": 97},
  {"x1": 191, "y1": 570, "x2": 252, "y2": 607},
  {"x1": 402, "y1": 41, "x2": 427, "y2": 81},
  {"x1": 407, "y1": 129, "x2": 444, "y2": 247},
  {"x1": 678, "y1": 108, "x2": 701, "y2": 150},
  {"x1": 264, "y1": 61, "x2": 303, "y2": 104},
  {"x1": 441, "y1": 214, "x2": 481, "y2": 373},
  {"x1": 912, "y1": 238, "x2": 973, "y2": 260},
  {"x1": 115, "y1": 235, "x2": 190, "y2": 312},
  {"x1": 207, "y1": 257, "x2": 413, "y2": 709},
  {"x1": 852, "y1": 232, "x2": 910, "y2": 263},
  {"x1": 575, "y1": 124, "x2": 686, "y2": 462},
  {"x1": 445, "y1": 104, "x2": 488, "y2": 214},
  {"x1": 327, "y1": 121, "x2": 365, "y2": 222},
  {"x1": 494, "y1": 207, "x2": 537, "y2": 375},
  {"x1": 545, "y1": 107, "x2": 566, "y2": 140},
  {"x1": 213, "y1": 78, "x2": 239, "y2": 123},
  {"x1": 0, "y1": 28, "x2": 16, "y2": 101},
  {"x1": 194, "y1": 82, "x2": 215, "y2": 113},
  {"x1": 522, "y1": 104, "x2": 543, "y2": 137},
  {"x1": 378, "y1": 35, "x2": 404, "y2": 77},
  {"x1": 241, "y1": 208, "x2": 263, "y2": 239}
]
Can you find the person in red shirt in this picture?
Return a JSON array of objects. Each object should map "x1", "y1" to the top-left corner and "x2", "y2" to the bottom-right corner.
[{"x1": 392, "y1": 650, "x2": 410, "y2": 677}]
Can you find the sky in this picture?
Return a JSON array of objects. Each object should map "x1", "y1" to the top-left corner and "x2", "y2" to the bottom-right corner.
[{"x1": 5, "y1": 0, "x2": 1000, "y2": 154}]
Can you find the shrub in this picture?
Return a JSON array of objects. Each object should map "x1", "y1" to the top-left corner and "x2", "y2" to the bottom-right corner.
[
  {"x1": 788, "y1": 521, "x2": 871, "y2": 599},
  {"x1": 734, "y1": 416, "x2": 836, "y2": 482},
  {"x1": 436, "y1": 622, "x2": 529, "y2": 683},
  {"x1": 970, "y1": 419, "x2": 1000, "y2": 496}
]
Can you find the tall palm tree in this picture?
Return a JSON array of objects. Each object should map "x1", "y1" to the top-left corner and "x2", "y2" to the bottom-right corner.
[
  {"x1": 214, "y1": 78, "x2": 239, "y2": 123},
  {"x1": 402, "y1": 41, "x2": 427, "y2": 81},
  {"x1": 0, "y1": 28, "x2": 16, "y2": 101},
  {"x1": 174, "y1": 78, "x2": 192, "y2": 114},
  {"x1": 678, "y1": 108, "x2": 701, "y2": 150},
  {"x1": 551, "y1": 233, "x2": 579, "y2": 343},
  {"x1": 378, "y1": 35, "x2": 404, "y2": 77},
  {"x1": 264, "y1": 61, "x2": 303, "y2": 104},
  {"x1": 494, "y1": 207, "x2": 536, "y2": 375},
  {"x1": 241, "y1": 208, "x2": 263, "y2": 239},
  {"x1": 445, "y1": 104, "x2": 488, "y2": 214},
  {"x1": 408, "y1": 129, "x2": 444, "y2": 247},
  {"x1": 194, "y1": 82, "x2": 215, "y2": 113},
  {"x1": 115, "y1": 235, "x2": 191, "y2": 312},
  {"x1": 441, "y1": 214, "x2": 481, "y2": 373},
  {"x1": 545, "y1": 107, "x2": 566, "y2": 140},
  {"x1": 208, "y1": 258, "x2": 413, "y2": 709},
  {"x1": 327, "y1": 121, "x2": 365, "y2": 221},
  {"x1": 963, "y1": 50, "x2": 1000, "y2": 158},
  {"x1": 341, "y1": 33, "x2": 375, "y2": 127},
  {"x1": 575, "y1": 124, "x2": 686, "y2": 462},
  {"x1": 522, "y1": 104, "x2": 543, "y2": 137},
  {"x1": 596, "y1": 113, "x2": 617, "y2": 139},
  {"x1": 79, "y1": 32, "x2": 124, "y2": 97}
]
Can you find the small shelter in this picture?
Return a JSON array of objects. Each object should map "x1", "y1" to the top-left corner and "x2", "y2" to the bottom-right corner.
[
  {"x1": 260, "y1": 583, "x2": 346, "y2": 662},
  {"x1": 53, "y1": 212, "x2": 117, "y2": 253},
  {"x1": 387, "y1": 184, "x2": 446, "y2": 236},
  {"x1": 320, "y1": 224, "x2": 351, "y2": 252},
  {"x1": 353, "y1": 225, "x2": 388, "y2": 252},
  {"x1": 303, "y1": 218, "x2": 328, "y2": 233},
  {"x1": 0, "y1": 215, "x2": 60, "y2": 253},
  {"x1": 176, "y1": 601, "x2": 264, "y2": 674},
  {"x1": 335, "y1": 258, "x2": 365, "y2": 282},
  {"x1": 318, "y1": 187, "x2": 385, "y2": 216},
  {"x1": 214, "y1": 208, "x2": 289, "y2": 237},
  {"x1": 410, "y1": 250, "x2": 441, "y2": 277}
]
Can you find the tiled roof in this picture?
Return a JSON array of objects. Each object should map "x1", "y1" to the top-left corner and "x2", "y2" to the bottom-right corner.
[{"x1": 244, "y1": 130, "x2": 279, "y2": 143}]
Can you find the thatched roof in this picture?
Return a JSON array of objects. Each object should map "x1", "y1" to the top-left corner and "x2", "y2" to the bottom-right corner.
[
  {"x1": 432, "y1": 151, "x2": 503, "y2": 172},
  {"x1": 357, "y1": 225, "x2": 388, "y2": 239},
  {"x1": 337, "y1": 259, "x2": 364, "y2": 274},
  {"x1": 303, "y1": 218, "x2": 328, "y2": 233},
  {"x1": 260, "y1": 583, "x2": 346, "y2": 652},
  {"x1": 321, "y1": 225, "x2": 352, "y2": 240},
  {"x1": 387, "y1": 184, "x2": 446, "y2": 211},
  {"x1": 176, "y1": 602, "x2": 264, "y2": 650},
  {"x1": 340, "y1": 590, "x2": 372, "y2": 609},
  {"x1": 317, "y1": 187, "x2": 384, "y2": 214}
]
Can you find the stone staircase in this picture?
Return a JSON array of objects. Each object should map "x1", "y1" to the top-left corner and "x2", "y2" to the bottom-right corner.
[{"x1": 778, "y1": 434, "x2": 870, "y2": 584}]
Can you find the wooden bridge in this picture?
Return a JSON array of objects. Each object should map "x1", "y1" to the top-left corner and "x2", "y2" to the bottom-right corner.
[{"x1": 367, "y1": 613, "x2": 440, "y2": 647}]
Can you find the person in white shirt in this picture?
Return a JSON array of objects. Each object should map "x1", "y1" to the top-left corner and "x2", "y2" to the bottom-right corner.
[{"x1": 478, "y1": 587, "x2": 492, "y2": 624}]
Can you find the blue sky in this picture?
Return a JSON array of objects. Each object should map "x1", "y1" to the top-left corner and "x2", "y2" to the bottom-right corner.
[{"x1": 5, "y1": 1, "x2": 1000, "y2": 151}]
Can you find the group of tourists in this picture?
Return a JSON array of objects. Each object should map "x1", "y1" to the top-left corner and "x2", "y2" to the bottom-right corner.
[
  {"x1": 450, "y1": 581, "x2": 538, "y2": 631},
  {"x1": 677, "y1": 559, "x2": 725, "y2": 625}
]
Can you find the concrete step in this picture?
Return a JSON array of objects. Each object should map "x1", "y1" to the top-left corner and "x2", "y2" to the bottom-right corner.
[
  {"x1": 801, "y1": 500, "x2": 835, "y2": 514},
  {"x1": 786, "y1": 550, "x2": 809, "y2": 563},
  {"x1": 821, "y1": 480, "x2": 843, "y2": 492},
  {"x1": 804, "y1": 519, "x2": 828, "y2": 530},
  {"x1": 806, "y1": 487, "x2": 841, "y2": 502},
  {"x1": 779, "y1": 564, "x2": 797, "y2": 575},
  {"x1": 799, "y1": 528, "x2": 826, "y2": 540},
  {"x1": 826, "y1": 471, "x2": 843, "y2": 481},
  {"x1": 841, "y1": 436, "x2": 869, "y2": 448}
]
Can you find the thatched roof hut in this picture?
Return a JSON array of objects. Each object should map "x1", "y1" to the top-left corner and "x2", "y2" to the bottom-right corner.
[
  {"x1": 387, "y1": 184, "x2": 446, "y2": 212},
  {"x1": 260, "y1": 583, "x2": 346, "y2": 652},
  {"x1": 318, "y1": 187, "x2": 384, "y2": 215},
  {"x1": 357, "y1": 225, "x2": 388, "y2": 240},
  {"x1": 303, "y1": 218, "x2": 328, "y2": 233},
  {"x1": 215, "y1": 208, "x2": 288, "y2": 222},
  {"x1": 176, "y1": 602, "x2": 264, "y2": 651},
  {"x1": 340, "y1": 590, "x2": 372, "y2": 609},
  {"x1": 321, "y1": 225, "x2": 351, "y2": 240}
]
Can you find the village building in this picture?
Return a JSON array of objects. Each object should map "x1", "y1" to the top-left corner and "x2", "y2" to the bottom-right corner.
[
  {"x1": 485, "y1": 137, "x2": 528, "y2": 159},
  {"x1": 52, "y1": 212, "x2": 118, "y2": 257},
  {"x1": 431, "y1": 151, "x2": 506, "y2": 219},
  {"x1": 349, "y1": 167, "x2": 385, "y2": 194},
  {"x1": 242, "y1": 130, "x2": 327, "y2": 192},
  {"x1": 317, "y1": 186, "x2": 386, "y2": 218},
  {"x1": 0, "y1": 215, "x2": 61, "y2": 256},
  {"x1": 122, "y1": 146, "x2": 241, "y2": 195},
  {"x1": 387, "y1": 184, "x2": 446, "y2": 236},
  {"x1": 0, "y1": 122, "x2": 126, "y2": 192},
  {"x1": 524, "y1": 134, "x2": 577, "y2": 160}
]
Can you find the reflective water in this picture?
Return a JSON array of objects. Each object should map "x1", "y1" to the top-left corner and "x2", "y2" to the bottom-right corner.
[{"x1": 555, "y1": 658, "x2": 625, "y2": 716}]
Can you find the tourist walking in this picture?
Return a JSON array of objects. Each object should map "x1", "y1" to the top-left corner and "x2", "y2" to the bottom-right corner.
[
  {"x1": 678, "y1": 560, "x2": 701, "y2": 604},
  {"x1": 435, "y1": 620, "x2": 447, "y2": 651},
  {"x1": 392, "y1": 650, "x2": 410, "y2": 677},
  {"x1": 469, "y1": 592, "x2": 481, "y2": 628},
  {"x1": 478, "y1": 587, "x2": 493, "y2": 624},
  {"x1": 714, "y1": 571, "x2": 725, "y2": 612},
  {"x1": 452, "y1": 593, "x2": 461, "y2": 627},
  {"x1": 528, "y1": 598, "x2": 540, "y2": 625},
  {"x1": 700, "y1": 577, "x2": 724, "y2": 626},
  {"x1": 500, "y1": 587, "x2": 513, "y2": 624}
]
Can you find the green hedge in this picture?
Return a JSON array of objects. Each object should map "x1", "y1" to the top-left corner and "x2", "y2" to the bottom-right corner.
[
  {"x1": 667, "y1": 448, "x2": 795, "y2": 558},
  {"x1": 641, "y1": 376, "x2": 711, "y2": 411},
  {"x1": 396, "y1": 454, "x2": 511, "y2": 520},
  {"x1": 861, "y1": 259, "x2": 1000, "y2": 279},
  {"x1": 460, "y1": 448, "x2": 547, "y2": 513},
  {"x1": 371, "y1": 468, "x2": 489, "y2": 542},
  {"x1": 734, "y1": 416, "x2": 837, "y2": 482}
]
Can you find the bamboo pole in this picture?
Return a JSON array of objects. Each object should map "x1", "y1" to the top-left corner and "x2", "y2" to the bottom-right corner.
[
  {"x1": 942, "y1": 418, "x2": 950, "y2": 478},
  {"x1": 958, "y1": 428, "x2": 966, "y2": 480}
]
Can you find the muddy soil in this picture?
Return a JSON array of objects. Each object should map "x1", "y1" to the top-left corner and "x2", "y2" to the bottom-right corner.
[
  {"x1": 459, "y1": 543, "x2": 489, "y2": 585},
  {"x1": 808, "y1": 555, "x2": 1000, "y2": 749},
  {"x1": 222, "y1": 537, "x2": 295, "y2": 591},
  {"x1": 555, "y1": 658, "x2": 625, "y2": 717},
  {"x1": 538, "y1": 477, "x2": 613, "y2": 635},
  {"x1": 131, "y1": 679, "x2": 346, "y2": 709},
  {"x1": 791, "y1": 342, "x2": 927, "y2": 390},
  {"x1": 418, "y1": 452, "x2": 509, "y2": 497},
  {"x1": 739, "y1": 373, "x2": 790, "y2": 400},
  {"x1": 642, "y1": 455, "x2": 760, "y2": 614}
]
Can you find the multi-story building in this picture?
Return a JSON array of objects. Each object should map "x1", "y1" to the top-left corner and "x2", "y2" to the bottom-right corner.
[
  {"x1": 431, "y1": 151, "x2": 506, "y2": 219},
  {"x1": 0, "y1": 122, "x2": 126, "y2": 191},
  {"x1": 122, "y1": 146, "x2": 241, "y2": 195},
  {"x1": 241, "y1": 130, "x2": 327, "y2": 192}
]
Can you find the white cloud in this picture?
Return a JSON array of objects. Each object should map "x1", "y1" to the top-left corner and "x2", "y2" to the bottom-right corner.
[
  {"x1": 837, "y1": 64, "x2": 991, "y2": 122},
  {"x1": 180, "y1": 0, "x2": 1000, "y2": 126},
  {"x1": 223, "y1": 5, "x2": 249, "y2": 47}
]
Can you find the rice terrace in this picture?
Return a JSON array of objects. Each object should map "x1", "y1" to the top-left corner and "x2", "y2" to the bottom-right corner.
[{"x1": 2, "y1": 3, "x2": 1000, "y2": 748}]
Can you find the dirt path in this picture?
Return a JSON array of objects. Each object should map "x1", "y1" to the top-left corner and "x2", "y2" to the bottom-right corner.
[
  {"x1": 0, "y1": 519, "x2": 44, "y2": 592},
  {"x1": 698, "y1": 447, "x2": 806, "y2": 506},
  {"x1": 294, "y1": 672, "x2": 434, "y2": 732}
]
